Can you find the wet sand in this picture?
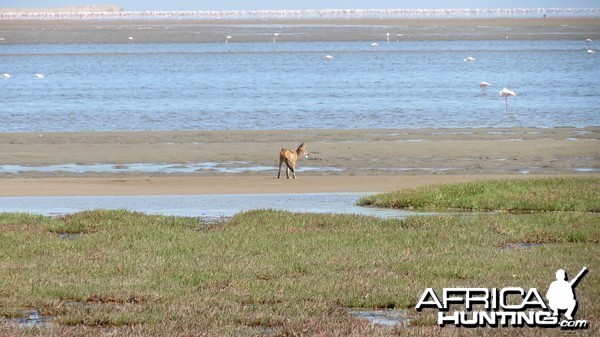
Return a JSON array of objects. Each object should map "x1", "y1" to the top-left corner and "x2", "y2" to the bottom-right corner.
[
  {"x1": 0, "y1": 174, "x2": 587, "y2": 197},
  {"x1": 1, "y1": 17, "x2": 599, "y2": 43},
  {"x1": 1, "y1": 127, "x2": 598, "y2": 196}
]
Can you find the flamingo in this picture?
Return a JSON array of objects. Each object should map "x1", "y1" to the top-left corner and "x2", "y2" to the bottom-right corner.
[
  {"x1": 587, "y1": 49, "x2": 595, "y2": 57},
  {"x1": 464, "y1": 56, "x2": 476, "y2": 62},
  {"x1": 35, "y1": 73, "x2": 44, "y2": 78},
  {"x1": 225, "y1": 35, "x2": 232, "y2": 43},
  {"x1": 1, "y1": 73, "x2": 10, "y2": 78},
  {"x1": 499, "y1": 87, "x2": 517, "y2": 110},
  {"x1": 273, "y1": 33, "x2": 279, "y2": 43},
  {"x1": 370, "y1": 42, "x2": 378, "y2": 51},
  {"x1": 324, "y1": 55, "x2": 334, "y2": 61},
  {"x1": 479, "y1": 82, "x2": 491, "y2": 95}
]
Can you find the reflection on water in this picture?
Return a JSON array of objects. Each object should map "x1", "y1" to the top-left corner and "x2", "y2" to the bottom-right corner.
[{"x1": 0, "y1": 193, "x2": 430, "y2": 221}]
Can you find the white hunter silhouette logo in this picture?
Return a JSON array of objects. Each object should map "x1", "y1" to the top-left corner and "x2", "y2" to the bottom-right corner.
[
  {"x1": 415, "y1": 267, "x2": 589, "y2": 329},
  {"x1": 546, "y1": 267, "x2": 587, "y2": 321}
]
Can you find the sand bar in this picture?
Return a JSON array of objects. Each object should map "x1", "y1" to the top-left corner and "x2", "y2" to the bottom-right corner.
[
  {"x1": 1, "y1": 18, "x2": 599, "y2": 44},
  {"x1": 1, "y1": 127, "x2": 598, "y2": 196},
  {"x1": 0, "y1": 174, "x2": 579, "y2": 197}
]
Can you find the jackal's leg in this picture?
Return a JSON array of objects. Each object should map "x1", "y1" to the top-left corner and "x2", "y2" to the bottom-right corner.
[
  {"x1": 286, "y1": 166, "x2": 290, "y2": 179},
  {"x1": 277, "y1": 161, "x2": 282, "y2": 179}
]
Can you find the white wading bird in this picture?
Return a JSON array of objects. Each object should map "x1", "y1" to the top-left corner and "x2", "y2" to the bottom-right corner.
[
  {"x1": 324, "y1": 55, "x2": 334, "y2": 61},
  {"x1": 464, "y1": 56, "x2": 476, "y2": 62},
  {"x1": 1, "y1": 73, "x2": 10, "y2": 78},
  {"x1": 499, "y1": 87, "x2": 517, "y2": 110},
  {"x1": 273, "y1": 33, "x2": 279, "y2": 43},
  {"x1": 226, "y1": 35, "x2": 232, "y2": 43},
  {"x1": 587, "y1": 49, "x2": 595, "y2": 56},
  {"x1": 479, "y1": 82, "x2": 491, "y2": 95},
  {"x1": 35, "y1": 73, "x2": 44, "y2": 78}
]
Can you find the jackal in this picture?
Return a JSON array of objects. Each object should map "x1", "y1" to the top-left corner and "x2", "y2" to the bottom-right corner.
[{"x1": 277, "y1": 142, "x2": 308, "y2": 179}]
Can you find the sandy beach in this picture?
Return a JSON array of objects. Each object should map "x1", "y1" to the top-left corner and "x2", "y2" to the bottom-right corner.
[
  {"x1": 1, "y1": 127, "x2": 598, "y2": 196},
  {"x1": 1, "y1": 17, "x2": 599, "y2": 43}
]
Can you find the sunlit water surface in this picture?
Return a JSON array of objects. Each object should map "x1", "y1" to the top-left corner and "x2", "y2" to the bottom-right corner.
[{"x1": 1, "y1": 40, "x2": 598, "y2": 132}]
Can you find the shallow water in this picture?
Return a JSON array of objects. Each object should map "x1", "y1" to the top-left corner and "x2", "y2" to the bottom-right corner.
[
  {"x1": 348, "y1": 309, "x2": 412, "y2": 326},
  {"x1": 2, "y1": 162, "x2": 594, "y2": 174},
  {"x1": 0, "y1": 311, "x2": 54, "y2": 329},
  {"x1": 0, "y1": 162, "x2": 342, "y2": 174},
  {"x1": 1, "y1": 39, "x2": 598, "y2": 132},
  {"x1": 0, "y1": 193, "x2": 429, "y2": 220},
  {"x1": 501, "y1": 242, "x2": 546, "y2": 249}
]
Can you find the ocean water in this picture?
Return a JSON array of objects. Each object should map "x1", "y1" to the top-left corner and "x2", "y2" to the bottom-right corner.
[{"x1": 1, "y1": 39, "x2": 598, "y2": 132}]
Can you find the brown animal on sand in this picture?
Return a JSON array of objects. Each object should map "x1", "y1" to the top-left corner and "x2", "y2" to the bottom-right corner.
[{"x1": 277, "y1": 142, "x2": 308, "y2": 179}]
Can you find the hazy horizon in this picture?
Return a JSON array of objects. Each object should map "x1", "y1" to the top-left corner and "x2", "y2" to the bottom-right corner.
[{"x1": 1, "y1": 1, "x2": 599, "y2": 12}]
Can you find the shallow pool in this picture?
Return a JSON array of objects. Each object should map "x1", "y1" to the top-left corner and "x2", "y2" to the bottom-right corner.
[{"x1": 0, "y1": 193, "x2": 429, "y2": 221}]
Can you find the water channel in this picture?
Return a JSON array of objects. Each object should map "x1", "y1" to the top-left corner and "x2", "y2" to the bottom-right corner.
[{"x1": 0, "y1": 193, "x2": 431, "y2": 221}]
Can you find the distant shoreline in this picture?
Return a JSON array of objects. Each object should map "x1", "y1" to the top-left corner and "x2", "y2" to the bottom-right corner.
[
  {"x1": 1, "y1": 7, "x2": 599, "y2": 19},
  {"x1": 0, "y1": 5, "x2": 123, "y2": 14}
]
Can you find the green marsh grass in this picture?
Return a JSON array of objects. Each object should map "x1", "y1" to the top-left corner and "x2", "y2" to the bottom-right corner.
[
  {"x1": 357, "y1": 177, "x2": 600, "y2": 212},
  {"x1": 1, "y1": 178, "x2": 599, "y2": 335}
]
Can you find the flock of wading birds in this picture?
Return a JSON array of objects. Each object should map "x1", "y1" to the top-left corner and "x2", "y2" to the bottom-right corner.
[
  {"x1": 206, "y1": 34, "x2": 594, "y2": 109},
  {"x1": 0, "y1": 35, "x2": 595, "y2": 109}
]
